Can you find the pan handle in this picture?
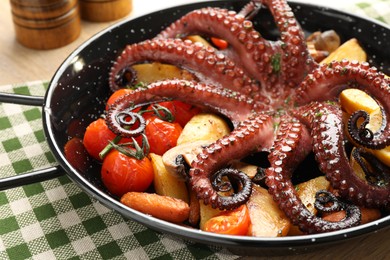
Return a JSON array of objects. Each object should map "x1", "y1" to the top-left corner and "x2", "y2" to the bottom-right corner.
[
  {"x1": 0, "y1": 92, "x2": 66, "y2": 190},
  {"x1": 0, "y1": 92, "x2": 44, "y2": 106},
  {"x1": 0, "y1": 166, "x2": 65, "y2": 191}
]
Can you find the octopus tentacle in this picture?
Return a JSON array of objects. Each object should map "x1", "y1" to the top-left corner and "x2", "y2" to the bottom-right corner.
[
  {"x1": 110, "y1": 106, "x2": 147, "y2": 137},
  {"x1": 106, "y1": 79, "x2": 261, "y2": 137},
  {"x1": 156, "y1": 0, "x2": 316, "y2": 106},
  {"x1": 352, "y1": 148, "x2": 390, "y2": 186},
  {"x1": 256, "y1": 0, "x2": 317, "y2": 89},
  {"x1": 104, "y1": 0, "x2": 390, "y2": 234},
  {"x1": 348, "y1": 110, "x2": 376, "y2": 146},
  {"x1": 155, "y1": 7, "x2": 279, "y2": 88},
  {"x1": 294, "y1": 60, "x2": 390, "y2": 149},
  {"x1": 238, "y1": 1, "x2": 262, "y2": 20},
  {"x1": 109, "y1": 39, "x2": 263, "y2": 102},
  {"x1": 266, "y1": 112, "x2": 361, "y2": 233},
  {"x1": 190, "y1": 114, "x2": 275, "y2": 210},
  {"x1": 292, "y1": 102, "x2": 390, "y2": 209}
]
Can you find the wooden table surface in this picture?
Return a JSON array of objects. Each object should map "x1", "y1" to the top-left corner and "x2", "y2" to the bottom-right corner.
[
  {"x1": 0, "y1": 0, "x2": 389, "y2": 259},
  {"x1": 0, "y1": 2, "x2": 114, "y2": 85}
]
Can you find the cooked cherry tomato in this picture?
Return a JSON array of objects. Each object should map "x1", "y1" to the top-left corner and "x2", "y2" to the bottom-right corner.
[
  {"x1": 64, "y1": 137, "x2": 91, "y2": 173},
  {"x1": 105, "y1": 88, "x2": 133, "y2": 110},
  {"x1": 144, "y1": 101, "x2": 201, "y2": 127},
  {"x1": 83, "y1": 118, "x2": 134, "y2": 161},
  {"x1": 170, "y1": 101, "x2": 201, "y2": 127},
  {"x1": 203, "y1": 205, "x2": 251, "y2": 236},
  {"x1": 83, "y1": 118, "x2": 117, "y2": 160},
  {"x1": 144, "y1": 116, "x2": 182, "y2": 155},
  {"x1": 211, "y1": 37, "x2": 229, "y2": 50},
  {"x1": 101, "y1": 149, "x2": 154, "y2": 197}
]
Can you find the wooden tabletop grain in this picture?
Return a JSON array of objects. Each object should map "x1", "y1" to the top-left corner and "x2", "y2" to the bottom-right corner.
[{"x1": 0, "y1": 0, "x2": 389, "y2": 259}]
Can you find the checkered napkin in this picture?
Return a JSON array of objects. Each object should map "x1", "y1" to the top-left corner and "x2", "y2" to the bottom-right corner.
[
  {"x1": 343, "y1": 0, "x2": 390, "y2": 24},
  {"x1": 1, "y1": 1, "x2": 389, "y2": 259},
  {"x1": 0, "y1": 82, "x2": 237, "y2": 259},
  {"x1": 298, "y1": 0, "x2": 390, "y2": 25}
]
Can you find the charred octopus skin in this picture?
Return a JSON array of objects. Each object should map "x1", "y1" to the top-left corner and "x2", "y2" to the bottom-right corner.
[{"x1": 106, "y1": 0, "x2": 390, "y2": 234}]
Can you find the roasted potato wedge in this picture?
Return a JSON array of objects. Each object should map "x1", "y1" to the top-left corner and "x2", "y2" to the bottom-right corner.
[
  {"x1": 149, "y1": 153, "x2": 189, "y2": 203},
  {"x1": 340, "y1": 89, "x2": 390, "y2": 166},
  {"x1": 296, "y1": 176, "x2": 330, "y2": 215},
  {"x1": 246, "y1": 185, "x2": 291, "y2": 237},
  {"x1": 340, "y1": 88, "x2": 379, "y2": 116},
  {"x1": 288, "y1": 176, "x2": 330, "y2": 236},
  {"x1": 132, "y1": 62, "x2": 196, "y2": 85},
  {"x1": 185, "y1": 35, "x2": 213, "y2": 47},
  {"x1": 177, "y1": 113, "x2": 231, "y2": 145},
  {"x1": 320, "y1": 38, "x2": 366, "y2": 64},
  {"x1": 230, "y1": 161, "x2": 260, "y2": 179}
]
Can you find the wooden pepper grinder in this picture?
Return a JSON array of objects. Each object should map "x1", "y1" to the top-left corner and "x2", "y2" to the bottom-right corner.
[
  {"x1": 10, "y1": 0, "x2": 81, "y2": 50},
  {"x1": 79, "y1": 0, "x2": 132, "y2": 22}
]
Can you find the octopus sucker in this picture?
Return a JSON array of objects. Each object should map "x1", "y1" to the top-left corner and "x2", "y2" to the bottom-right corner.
[
  {"x1": 106, "y1": 0, "x2": 390, "y2": 234},
  {"x1": 109, "y1": 38, "x2": 271, "y2": 106},
  {"x1": 294, "y1": 60, "x2": 390, "y2": 150},
  {"x1": 266, "y1": 108, "x2": 361, "y2": 233},
  {"x1": 106, "y1": 79, "x2": 260, "y2": 135},
  {"x1": 293, "y1": 103, "x2": 390, "y2": 210},
  {"x1": 155, "y1": 0, "x2": 317, "y2": 107},
  {"x1": 190, "y1": 115, "x2": 275, "y2": 210}
]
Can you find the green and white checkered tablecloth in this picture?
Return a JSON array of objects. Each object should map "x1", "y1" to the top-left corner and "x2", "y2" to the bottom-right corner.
[
  {"x1": 1, "y1": 1, "x2": 389, "y2": 259},
  {"x1": 0, "y1": 82, "x2": 238, "y2": 259}
]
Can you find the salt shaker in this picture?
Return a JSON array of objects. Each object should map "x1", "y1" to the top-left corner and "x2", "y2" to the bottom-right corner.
[
  {"x1": 10, "y1": 0, "x2": 81, "y2": 50},
  {"x1": 79, "y1": 0, "x2": 132, "y2": 22}
]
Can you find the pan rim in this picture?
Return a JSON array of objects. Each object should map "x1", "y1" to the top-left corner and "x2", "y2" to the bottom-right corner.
[{"x1": 42, "y1": 0, "x2": 390, "y2": 250}]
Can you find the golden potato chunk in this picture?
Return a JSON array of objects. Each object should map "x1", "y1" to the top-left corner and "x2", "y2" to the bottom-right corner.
[
  {"x1": 296, "y1": 176, "x2": 330, "y2": 214},
  {"x1": 320, "y1": 38, "x2": 367, "y2": 64},
  {"x1": 177, "y1": 113, "x2": 231, "y2": 145},
  {"x1": 185, "y1": 35, "x2": 213, "y2": 47},
  {"x1": 339, "y1": 88, "x2": 390, "y2": 166},
  {"x1": 199, "y1": 202, "x2": 226, "y2": 231},
  {"x1": 246, "y1": 185, "x2": 291, "y2": 237},
  {"x1": 132, "y1": 62, "x2": 195, "y2": 85},
  {"x1": 149, "y1": 153, "x2": 189, "y2": 203},
  {"x1": 339, "y1": 89, "x2": 379, "y2": 115}
]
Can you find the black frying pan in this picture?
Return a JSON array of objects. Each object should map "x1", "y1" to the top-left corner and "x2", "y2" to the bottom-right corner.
[{"x1": 1, "y1": 0, "x2": 389, "y2": 256}]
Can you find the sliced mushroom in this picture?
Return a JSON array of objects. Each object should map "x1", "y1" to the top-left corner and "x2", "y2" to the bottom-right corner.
[
  {"x1": 162, "y1": 140, "x2": 213, "y2": 180},
  {"x1": 306, "y1": 30, "x2": 341, "y2": 62},
  {"x1": 230, "y1": 160, "x2": 266, "y2": 186}
]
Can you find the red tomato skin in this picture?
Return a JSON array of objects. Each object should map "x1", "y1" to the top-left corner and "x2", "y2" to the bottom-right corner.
[
  {"x1": 211, "y1": 37, "x2": 229, "y2": 50},
  {"x1": 64, "y1": 137, "x2": 91, "y2": 173},
  {"x1": 144, "y1": 101, "x2": 201, "y2": 127},
  {"x1": 204, "y1": 205, "x2": 250, "y2": 236},
  {"x1": 101, "y1": 150, "x2": 154, "y2": 197},
  {"x1": 144, "y1": 116, "x2": 182, "y2": 155},
  {"x1": 170, "y1": 101, "x2": 201, "y2": 127},
  {"x1": 83, "y1": 118, "x2": 133, "y2": 161},
  {"x1": 83, "y1": 118, "x2": 117, "y2": 161},
  {"x1": 105, "y1": 88, "x2": 133, "y2": 110}
]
